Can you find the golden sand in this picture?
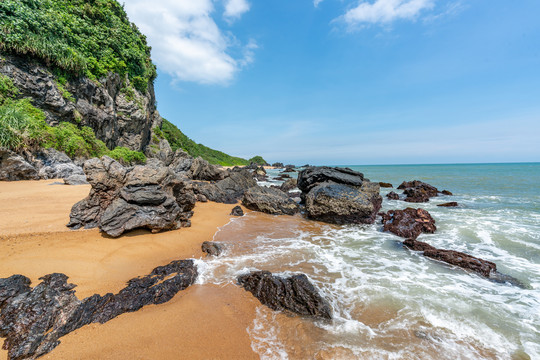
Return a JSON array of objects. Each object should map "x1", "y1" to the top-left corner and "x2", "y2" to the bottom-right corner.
[{"x1": 0, "y1": 179, "x2": 258, "y2": 359}]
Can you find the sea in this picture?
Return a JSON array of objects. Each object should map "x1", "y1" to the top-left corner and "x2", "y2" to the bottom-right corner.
[{"x1": 196, "y1": 163, "x2": 540, "y2": 360}]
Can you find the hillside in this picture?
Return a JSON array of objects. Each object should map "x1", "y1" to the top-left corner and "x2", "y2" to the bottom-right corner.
[{"x1": 0, "y1": 0, "x2": 257, "y2": 166}]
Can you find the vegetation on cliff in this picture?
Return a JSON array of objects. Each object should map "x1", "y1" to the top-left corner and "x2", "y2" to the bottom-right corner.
[
  {"x1": 0, "y1": 0, "x2": 156, "y2": 92},
  {"x1": 248, "y1": 156, "x2": 269, "y2": 166},
  {"x1": 159, "y1": 119, "x2": 249, "y2": 166}
]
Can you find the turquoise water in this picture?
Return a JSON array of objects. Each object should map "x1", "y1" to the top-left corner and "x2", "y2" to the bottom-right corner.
[{"x1": 198, "y1": 163, "x2": 540, "y2": 359}]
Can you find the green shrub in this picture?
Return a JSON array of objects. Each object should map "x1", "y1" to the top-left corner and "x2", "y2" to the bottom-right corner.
[
  {"x1": 55, "y1": 80, "x2": 75, "y2": 103},
  {"x1": 108, "y1": 146, "x2": 146, "y2": 165},
  {"x1": 0, "y1": 99, "x2": 47, "y2": 151},
  {"x1": 0, "y1": 0, "x2": 156, "y2": 92},
  {"x1": 248, "y1": 156, "x2": 268, "y2": 165},
  {"x1": 0, "y1": 75, "x2": 19, "y2": 104}
]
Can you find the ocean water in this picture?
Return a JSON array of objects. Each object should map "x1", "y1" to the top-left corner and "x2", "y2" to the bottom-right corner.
[{"x1": 196, "y1": 163, "x2": 540, "y2": 359}]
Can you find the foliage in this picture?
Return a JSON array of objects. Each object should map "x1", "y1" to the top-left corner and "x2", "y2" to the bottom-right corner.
[
  {"x1": 161, "y1": 119, "x2": 250, "y2": 166},
  {"x1": 108, "y1": 146, "x2": 146, "y2": 165},
  {"x1": 0, "y1": 99, "x2": 145, "y2": 164},
  {"x1": 0, "y1": 74, "x2": 19, "y2": 104},
  {"x1": 0, "y1": 0, "x2": 156, "y2": 92},
  {"x1": 55, "y1": 80, "x2": 75, "y2": 103},
  {"x1": 248, "y1": 156, "x2": 268, "y2": 165}
]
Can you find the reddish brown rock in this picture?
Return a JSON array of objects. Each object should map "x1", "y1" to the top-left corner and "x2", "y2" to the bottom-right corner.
[
  {"x1": 381, "y1": 208, "x2": 436, "y2": 239},
  {"x1": 379, "y1": 182, "x2": 393, "y2": 188},
  {"x1": 437, "y1": 202, "x2": 458, "y2": 207},
  {"x1": 386, "y1": 191, "x2": 399, "y2": 200}
]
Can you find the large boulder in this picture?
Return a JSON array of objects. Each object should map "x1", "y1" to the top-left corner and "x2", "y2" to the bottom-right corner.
[
  {"x1": 168, "y1": 149, "x2": 193, "y2": 174},
  {"x1": 201, "y1": 241, "x2": 224, "y2": 256},
  {"x1": 237, "y1": 271, "x2": 332, "y2": 320},
  {"x1": 305, "y1": 182, "x2": 382, "y2": 224},
  {"x1": 298, "y1": 166, "x2": 365, "y2": 193},
  {"x1": 242, "y1": 186, "x2": 299, "y2": 215},
  {"x1": 67, "y1": 156, "x2": 196, "y2": 237},
  {"x1": 380, "y1": 208, "x2": 436, "y2": 239},
  {"x1": 0, "y1": 149, "x2": 39, "y2": 181},
  {"x1": 0, "y1": 259, "x2": 197, "y2": 360},
  {"x1": 33, "y1": 148, "x2": 84, "y2": 180},
  {"x1": 193, "y1": 168, "x2": 257, "y2": 204},
  {"x1": 190, "y1": 157, "x2": 227, "y2": 181}
]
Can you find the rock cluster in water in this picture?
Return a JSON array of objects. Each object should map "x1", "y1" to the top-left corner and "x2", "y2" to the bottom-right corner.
[
  {"x1": 396, "y1": 180, "x2": 453, "y2": 203},
  {"x1": 0, "y1": 260, "x2": 197, "y2": 360},
  {"x1": 380, "y1": 208, "x2": 437, "y2": 239},
  {"x1": 298, "y1": 167, "x2": 382, "y2": 225},
  {"x1": 237, "y1": 271, "x2": 332, "y2": 320}
]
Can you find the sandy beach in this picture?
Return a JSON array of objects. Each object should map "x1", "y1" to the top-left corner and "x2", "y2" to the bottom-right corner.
[{"x1": 0, "y1": 180, "x2": 259, "y2": 359}]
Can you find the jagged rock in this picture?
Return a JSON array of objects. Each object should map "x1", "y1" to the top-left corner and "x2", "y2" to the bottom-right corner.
[
  {"x1": 272, "y1": 162, "x2": 284, "y2": 168},
  {"x1": 33, "y1": 148, "x2": 84, "y2": 179},
  {"x1": 381, "y1": 208, "x2": 436, "y2": 239},
  {"x1": 437, "y1": 202, "x2": 458, "y2": 207},
  {"x1": 230, "y1": 205, "x2": 244, "y2": 216},
  {"x1": 280, "y1": 178, "x2": 298, "y2": 192},
  {"x1": 1, "y1": 54, "x2": 158, "y2": 151},
  {"x1": 298, "y1": 166, "x2": 365, "y2": 193},
  {"x1": 275, "y1": 174, "x2": 291, "y2": 180},
  {"x1": 403, "y1": 239, "x2": 496, "y2": 277},
  {"x1": 63, "y1": 174, "x2": 88, "y2": 185},
  {"x1": 201, "y1": 241, "x2": 224, "y2": 256},
  {"x1": 387, "y1": 191, "x2": 400, "y2": 200},
  {"x1": 254, "y1": 166, "x2": 266, "y2": 176},
  {"x1": 190, "y1": 157, "x2": 227, "y2": 181},
  {"x1": 0, "y1": 149, "x2": 39, "y2": 181},
  {"x1": 67, "y1": 156, "x2": 196, "y2": 237},
  {"x1": 305, "y1": 182, "x2": 382, "y2": 224},
  {"x1": 196, "y1": 194, "x2": 208, "y2": 202},
  {"x1": 441, "y1": 190, "x2": 453, "y2": 196},
  {"x1": 0, "y1": 260, "x2": 197, "y2": 360},
  {"x1": 379, "y1": 182, "x2": 393, "y2": 188},
  {"x1": 397, "y1": 180, "x2": 443, "y2": 203},
  {"x1": 242, "y1": 186, "x2": 299, "y2": 215},
  {"x1": 282, "y1": 166, "x2": 296, "y2": 173},
  {"x1": 237, "y1": 271, "x2": 332, "y2": 320},
  {"x1": 153, "y1": 139, "x2": 174, "y2": 166},
  {"x1": 168, "y1": 149, "x2": 194, "y2": 174},
  {"x1": 193, "y1": 169, "x2": 257, "y2": 204}
]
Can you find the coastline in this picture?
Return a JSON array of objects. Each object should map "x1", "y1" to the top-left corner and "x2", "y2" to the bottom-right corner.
[{"x1": 0, "y1": 180, "x2": 258, "y2": 359}]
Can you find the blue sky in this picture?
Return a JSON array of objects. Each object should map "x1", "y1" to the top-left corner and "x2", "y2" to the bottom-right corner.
[{"x1": 124, "y1": 0, "x2": 540, "y2": 165}]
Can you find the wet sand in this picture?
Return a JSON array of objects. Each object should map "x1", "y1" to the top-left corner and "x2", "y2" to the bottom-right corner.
[{"x1": 0, "y1": 180, "x2": 258, "y2": 359}]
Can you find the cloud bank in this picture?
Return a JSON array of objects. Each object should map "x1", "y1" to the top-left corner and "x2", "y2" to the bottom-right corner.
[
  {"x1": 343, "y1": 0, "x2": 435, "y2": 26},
  {"x1": 123, "y1": 0, "x2": 254, "y2": 85}
]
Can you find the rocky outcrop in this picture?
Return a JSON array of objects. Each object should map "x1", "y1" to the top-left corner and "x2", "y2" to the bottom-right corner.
[
  {"x1": 397, "y1": 180, "x2": 453, "y2": 203},
  {"x1": 193, "y1": 169, "x2": 257, "y2": 204},
  {"x1": 380, "y1": 208, "x2": 436, "y2": 239},
  {"x1": 272, "y1": 162, "x2": 284, "y2": 168},
  {"x1": 386, "y1": 191, "x2": 400, "y2": 200},
  {"x1": 237, "y1": 271, "x2": 332, "y2": 320},
  {"x1": 201, "y1": 241, "x2": 224, "y2": 256},
  {"x1": 379, "y1": 182, "x2": 393, "y2": 188},
  {"x1": 441, "y1": 190, "x2": 453, "y2": 196},
  {"x1": 0, "y1": 55, "x2": 159, "y2": 151},
  {"x1": 67, "y1": 156, "x2": 196, "y2": 237},
  {"x1": 190, "y1": 157, "x2": 228, "y2": 181},
  {"x1": 280, "y1": 178, "x2": 297, "y2": 192},
  {"x1": 438, "y1": 202, "x2": 459, "y2": 207},
  {"x1": 230, "y1": 205, "x2": 244, "y2": 216},
  {"x1": 253, "y1": 166, "x2": 268, "y2": 181},
  {"x1": 0, "y1": 149, "x2": 39, "y2": 181},
  {"x1": 403, "y1": 239, "x2": 496, "y2": 277},
  {"x1": 299, "y1": 167, "x2": 382, "y2": 225},
  {"x1": 242, "y1": 186, "x2": 299, "y2": 216},
  {"x1": 0, "y1": 259, "x2": 197, "y2": 360}
]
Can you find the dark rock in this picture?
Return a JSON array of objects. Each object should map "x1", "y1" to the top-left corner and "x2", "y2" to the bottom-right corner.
[
  {"x1": 242, "y1": 186, "x2": 299, "y2": 215},
  {"x1": 386, "y1": 191, "x2": 400, "y2": 200},
  {"x1": 192, "y1": 169, "x2": 257, "y2": 204},
  {"x1": 285, "y1": 164, "x2": 296, "y2": 169},
  {"x1": 201, "y1": 241, "x2": 224, "y2": 256},
  {"x1": 379, "y1": 182, "x2": 393, "y2": 188},
  {"x1": 0, "y1": 260, "x2": 197, "y2": 360},
  {"x1": 230, "y1": 205, "x2": 244, "y2": 216},
  {"x1": 397, "y1": 180, "x2": 445, "y2": 203},
  {"x1": 67, "y1": 156, "x2": 196, "y2": 237},
  {"x1": 168, "y1": 149, "x2": 194, "y2": 174},
  {"x1": 381, "y1": 208, "x2": 436, "y2": 239},
  {"x1": 403, "y1": 239, "x2": 496, "y2": 277},
  {"x1": 1, "y1": 54, "x2": 158, "y2": 151},
  {"x1": 32, "y1": 148, "x2": 85, "y2": 180},
  {"x1": 190, "y1": 157, "x2": 227, "y2": 181},
  {"x1": 441, "y1": 190, "x2": 453, "y2": 196},
  {"x1": 0, "y1": 149, "x2": 39, "y2": 181},
  {"x1": 305, "y1": 181, "x2": 382, "y2": 225},
  {"x1": 196, "y1": 194, "x2": 208, "y2": 202},
  {"x1": 437, "y1": 202, "x2": 459, "y2": 207},
  {"x1": 272, "y1": 162, "x2": 284, "y2": 168},
  {"x1": 63, "y1": 174, "x2": 88, "y2": 185},
  {"x1": 280, "y1": 178, "x2": 298, "y2": 192},
  {"x1": 193, "y1": 182, "x2": 237, "y2": 204},
  {"x1": 237, "y1": 271, "x2": 332, "y2": 320},
  {"x1": 298, "y1": 166, "x2": 365, "y2": 193},
  {"x1": 275, "y1": 174, "x2": 291, "y2": 180},
  {"x1": 282, "y1": 166, "x2": 296, "y2": 173}
]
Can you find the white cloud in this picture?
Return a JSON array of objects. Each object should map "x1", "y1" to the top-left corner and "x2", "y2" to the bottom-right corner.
[
  {"x1": 314, "y1": 0, "x2": 325, "y2": 7},
  {"x1": 123, "y1": 0, "x2": 254, "y2": 85},
  {"x1": 342, "y1": 0, "x2": 435, "y2": 26},
  {"x1": 224, "y1": 0, "x2": 250, "y2": 21}
]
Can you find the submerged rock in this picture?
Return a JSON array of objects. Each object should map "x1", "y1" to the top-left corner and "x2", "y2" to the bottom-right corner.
[
  {"x1": 437, "y1": 202, "x2": 459, "y2": 207},
  {"x1": 230, "y1": 205, "x2": 244, "y2": 216},
  {"x1": 381, "y1": 208, "x2": 436, "y2": 239},
  {"x1": 397, "y1": 180, "x2": 451, "y2": 203},
  {"x1": 242, "y1": 186, "x2": 299, "y2": 216},
  {"x1": 403, "y1": 239, "x2": 496, "y2": 277},
  {"x1": 441, "y1": 190, "x2": 453, "y2": 196},
  {"x1": 379, "y1": 182, "x2": 393, "y2": 188},
  {"x1": 0, "y1": 260, "x2": 197, "y2": 360},
  {"x1": 237, "y1": 271, "x2": 332, "y2": 320},
  {"x1": 386, "y1": 191, "x2": 400, "y2": 200},
  {"x1": 67, "y1": 156, "x2": 196, "y2": 237},
  {"x1": 201, "y1": 241, "x2": 224, "y2": 256}
]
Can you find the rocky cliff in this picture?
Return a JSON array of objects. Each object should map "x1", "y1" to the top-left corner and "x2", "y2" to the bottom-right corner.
[{"x1": 0, "y1": 54, "x2": 160, "y2": 152}]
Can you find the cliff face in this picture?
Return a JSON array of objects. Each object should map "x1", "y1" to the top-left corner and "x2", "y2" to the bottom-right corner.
[{"x1": 0, "y1": 54, "x2": 160, "y2": 152}]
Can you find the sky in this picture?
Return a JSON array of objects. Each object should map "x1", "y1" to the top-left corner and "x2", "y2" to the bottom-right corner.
[{"x1": 123, "y1": 0, "x2": 540, "y2": 165}]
